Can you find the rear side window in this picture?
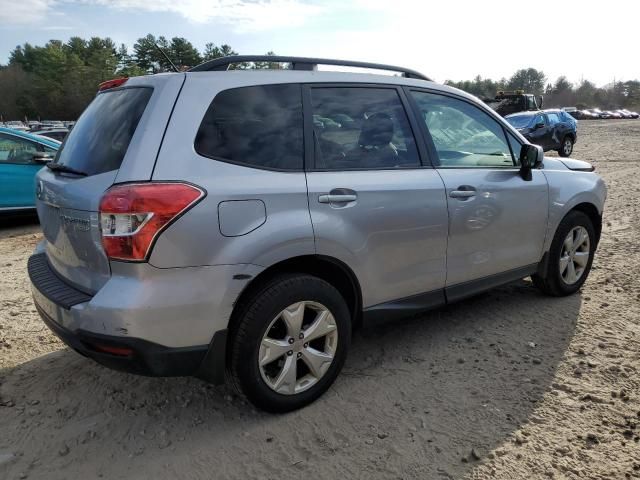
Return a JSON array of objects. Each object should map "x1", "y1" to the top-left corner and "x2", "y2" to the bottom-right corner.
[
  {"x1": 55, "y1": 87, "x2": 152, "y2": 176},
  {"x1": 547, "y1": 113, "x2": 560, "y2": 125},
  {"x1": 310, "y1": 87, "x2": 420, "y2": 170},
  {"x1": 195, "y1": 84, "x2": 303, "y2": 170}
]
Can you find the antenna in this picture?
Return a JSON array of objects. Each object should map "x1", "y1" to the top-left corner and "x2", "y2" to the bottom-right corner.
[{"x1": 154, "y1": 43, "x2": 179, "y2": 73}]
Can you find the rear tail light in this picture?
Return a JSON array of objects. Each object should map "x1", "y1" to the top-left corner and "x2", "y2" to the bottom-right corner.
[{"x1": 99, "y1": 183, "x2": 204, "y2": 261}]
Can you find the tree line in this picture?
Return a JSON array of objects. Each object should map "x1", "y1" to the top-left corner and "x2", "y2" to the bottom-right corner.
[
  {"x1": 0, "y1": 34, "x2": 279, "y2": 121},
  {"x1": 1, "y1": 35, "x2": 639, "y2": 120},
  {"x1": 445, "y1": 68, "x2": 640, "y2": 111}
]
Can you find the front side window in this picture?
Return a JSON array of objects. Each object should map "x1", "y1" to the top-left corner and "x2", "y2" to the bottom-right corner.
[
  {"x1": 310, "y1": 87, "x2": 420, "y2": 170},
  {"x1": 410, "y1": 91, "x2": 516, "y2": 168},
  {"x1": 533, "y1": 114, "x2": 546, "y2": 126},
  {"x1": 195, "y1": 84, "x2": 303, "y2": 170},
  {"x1": 0, "y1": 134, "x2": 42, "y2": 164}
]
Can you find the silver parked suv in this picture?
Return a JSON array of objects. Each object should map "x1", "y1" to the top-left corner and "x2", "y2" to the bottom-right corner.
[{"x1": 28, "y1": 56, "x2": 607, "y2": 412}]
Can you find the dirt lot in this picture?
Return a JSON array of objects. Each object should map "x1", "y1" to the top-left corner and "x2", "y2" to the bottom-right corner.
[{"x1": 1, "y1": 120, "x2": 639, "y2": 480}]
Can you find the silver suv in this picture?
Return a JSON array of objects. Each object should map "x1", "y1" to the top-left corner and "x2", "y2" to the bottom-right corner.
[{"x1": 28, "y1": 56, "x2": 607, "y2": 412}]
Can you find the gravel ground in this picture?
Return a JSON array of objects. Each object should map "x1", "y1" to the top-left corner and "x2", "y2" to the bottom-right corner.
[{"x1": 1, "y1": 120, "x2": 639, "y2": 480}]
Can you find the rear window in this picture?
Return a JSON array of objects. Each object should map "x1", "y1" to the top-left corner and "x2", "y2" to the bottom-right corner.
[
  {"x1": 506, "y1": 115, "x2": 533, "y2": 129},
  {"x1": 195, "y1": 84, "x2": 303, "y2": 170},
  {"x1": 54, "y1": 87, "x2": 153, "y2": 176}
]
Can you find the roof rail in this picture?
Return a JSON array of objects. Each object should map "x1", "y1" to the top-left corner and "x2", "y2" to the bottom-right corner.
[{"x1": 188, "y1": 55, "x2": 431, "y2": 81}]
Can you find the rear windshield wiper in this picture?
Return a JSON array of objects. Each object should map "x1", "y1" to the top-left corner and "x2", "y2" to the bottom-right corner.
[{"x1": 46, "y1": 163, "x2": 88, "y2": 177}]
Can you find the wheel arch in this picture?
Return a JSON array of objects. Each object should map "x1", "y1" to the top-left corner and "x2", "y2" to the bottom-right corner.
[
  {"x1": 229, "y1": 255, "x2": 363, "y2": 335},
  {"x1": 571, "y1": 202, "x2": 602, "y2": 245}
]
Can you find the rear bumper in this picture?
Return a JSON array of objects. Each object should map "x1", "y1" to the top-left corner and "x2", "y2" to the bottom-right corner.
[
  {"x1": 27, "y1": 250, "x2": 261, "y2": 380},
  {"x1": 36, "y1": 301, "x2": 209, "y2": 376}
]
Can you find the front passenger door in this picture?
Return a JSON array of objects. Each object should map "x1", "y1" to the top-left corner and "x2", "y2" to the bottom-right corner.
[
  {"x1": 0, "y1": 133, "x2": 48, "y2": 210},
  {"x1": 408, "y1": 90, "x2": 548, "y2": 296}
]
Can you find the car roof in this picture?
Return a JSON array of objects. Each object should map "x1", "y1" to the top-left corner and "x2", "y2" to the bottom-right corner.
[
  {"x1": 32, "y1": 129, "x2": 68, "y2": 133},
  {"x1": 0, "y1": 126, "x2": 61, "y2": 148},
  {"x1": 125, "y1": 69, "x2": 480, "y2": 106},
  {"x1": 505, "y1": 111, "x2": 539, "y2": 118}
]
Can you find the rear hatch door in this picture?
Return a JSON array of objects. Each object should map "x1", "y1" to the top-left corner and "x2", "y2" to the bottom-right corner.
[{"x1": 36, "y1": 73, "x2": 185, "y2": 293}]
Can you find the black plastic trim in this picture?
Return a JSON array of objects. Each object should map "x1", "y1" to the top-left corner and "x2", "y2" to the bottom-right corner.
[
  {"x1": 362, "y1": 290, "x2": 445, "y2": 323},
  {"x1": 361, "y1": 264, "x2": 538, "y2": 324},
  {"x1": 196, "y1": 329, "x2": 228, "y2": 385},
  {"x1": 445, "y1": 264, "x2": 538, "y2": 303},
  {"x1": 188, "y1": 55, "x2": 431, "y2": 81},
  {"x1": 28, "y1": 253, "x2": 92, "y2": 309}
]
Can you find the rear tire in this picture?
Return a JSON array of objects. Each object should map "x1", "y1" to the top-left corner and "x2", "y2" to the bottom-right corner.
[
  {"x1": 228, "y1": 274, "x2": 351, "y2": 412},
  {"x1": 532, "y1": 211, "x2": 595, "y2": 296},
  {"x1": 558, "y1": 136, "x2": 574, "y2": 157}
]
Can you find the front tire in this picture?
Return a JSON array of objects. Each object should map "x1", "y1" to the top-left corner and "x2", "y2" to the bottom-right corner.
[
  {"x1": 558, "y1": 136, "x2": 574, "y2": 157},
  {"x1": 229, "y1": 274, "x2": 351, "y2": 412},
  {"x1": 532, "y1": 211, "x2": 596, "y2": 296}
]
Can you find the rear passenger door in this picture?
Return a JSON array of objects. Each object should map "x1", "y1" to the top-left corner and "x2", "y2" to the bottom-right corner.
[
  {"x1": 407, "y1": 90, "x2": 548, "y2": 298},
  {"x1": 529, "y1": 113, "x2": 552, "y2": 150},
  {"x1": 546, "y1": 112, "x2": 562, "y2": 149},
  {"x1": 304, "y1": 85, "x2": 448, "y2": 310}
]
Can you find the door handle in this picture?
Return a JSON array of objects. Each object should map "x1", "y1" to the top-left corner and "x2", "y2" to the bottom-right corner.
[
  {"x1": 318, "y1": 194, "x2": 357, "y2": 204},
  {"x1": 449, "y1": 186, "x2": 477, "y2": 199}
]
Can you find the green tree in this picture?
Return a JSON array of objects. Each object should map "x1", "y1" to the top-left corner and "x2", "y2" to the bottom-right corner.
[
  {"x1": 203, "y1": 43, "x2": 237, "y2": 61},
  {"x1": 133, "y1": 34, "x2": 159, "y2": 73},
  {"x1": 169, "y1": 37, "x2": 201, "y2": 69},
  {"x1": 507, "y1": 68, "x2": 546, "y2": 95}
]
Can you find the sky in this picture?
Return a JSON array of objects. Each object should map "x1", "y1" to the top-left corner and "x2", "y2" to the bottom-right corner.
[{"x1": 0, "y1": 0, "x2": 636, "y2": 86}]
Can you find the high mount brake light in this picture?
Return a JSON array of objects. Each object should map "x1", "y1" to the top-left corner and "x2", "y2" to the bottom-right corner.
[
  {"x1": 99, "y1": 183, "x2": 204, "y2": 261},
  {"x1": 98, "y1": 77, "x2": 128, "y2": 92}
]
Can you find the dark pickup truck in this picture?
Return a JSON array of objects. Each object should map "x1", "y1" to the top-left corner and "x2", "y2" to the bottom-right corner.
[{"x1": 483, "y1": 90, "x2": 544, "y2": 117}]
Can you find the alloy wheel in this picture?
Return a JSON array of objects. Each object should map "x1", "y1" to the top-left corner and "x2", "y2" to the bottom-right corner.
[
  {"x1": 559, "y1": 226, "x2": 590, "y2": 284},
  {"x1": 563, "y1": 138, "x2": 573, "y2": 155},
  {"x1": 258, "y1": 301, "x2": 338, "y2": 395}
]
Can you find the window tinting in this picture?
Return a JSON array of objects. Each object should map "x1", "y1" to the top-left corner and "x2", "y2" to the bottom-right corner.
[
  {"x1": 195, "y1": 84, "x2": 303, "y2": 170},
  {"x1": 55, "y1": 87, "x2": 152, "y2": 176},
  {"x1": 0, "y1": 134, "x2": 42, "y2": 164},
  {"x1": 411, "y1": 91, "x2": 516, "y2": 168},
  {"x1": 310, "y1": 87, "x2": 420, "y2": 170}
]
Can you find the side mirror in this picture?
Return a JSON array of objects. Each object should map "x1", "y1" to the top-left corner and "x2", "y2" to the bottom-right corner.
[
  {"x1": 536, "y1": 95, "x2": 544, "y2": 109},
  {"x1": 534, "y1": 121, "x2": 545, "y2": 130},
  {"x1": 519, "y1": 144, "x2": 543, "y2": 181},
  {"x1": 32, "y1": 152, "x2": 53, "y2": 164}
]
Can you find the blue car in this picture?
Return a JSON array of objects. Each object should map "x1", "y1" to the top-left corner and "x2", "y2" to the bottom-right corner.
[
  {"x1": 505, "y1": 109, "x2": 578, "y2": 157},
  {"x1": 0, "y1": 127, "x2": 60, "y2": 213}
]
